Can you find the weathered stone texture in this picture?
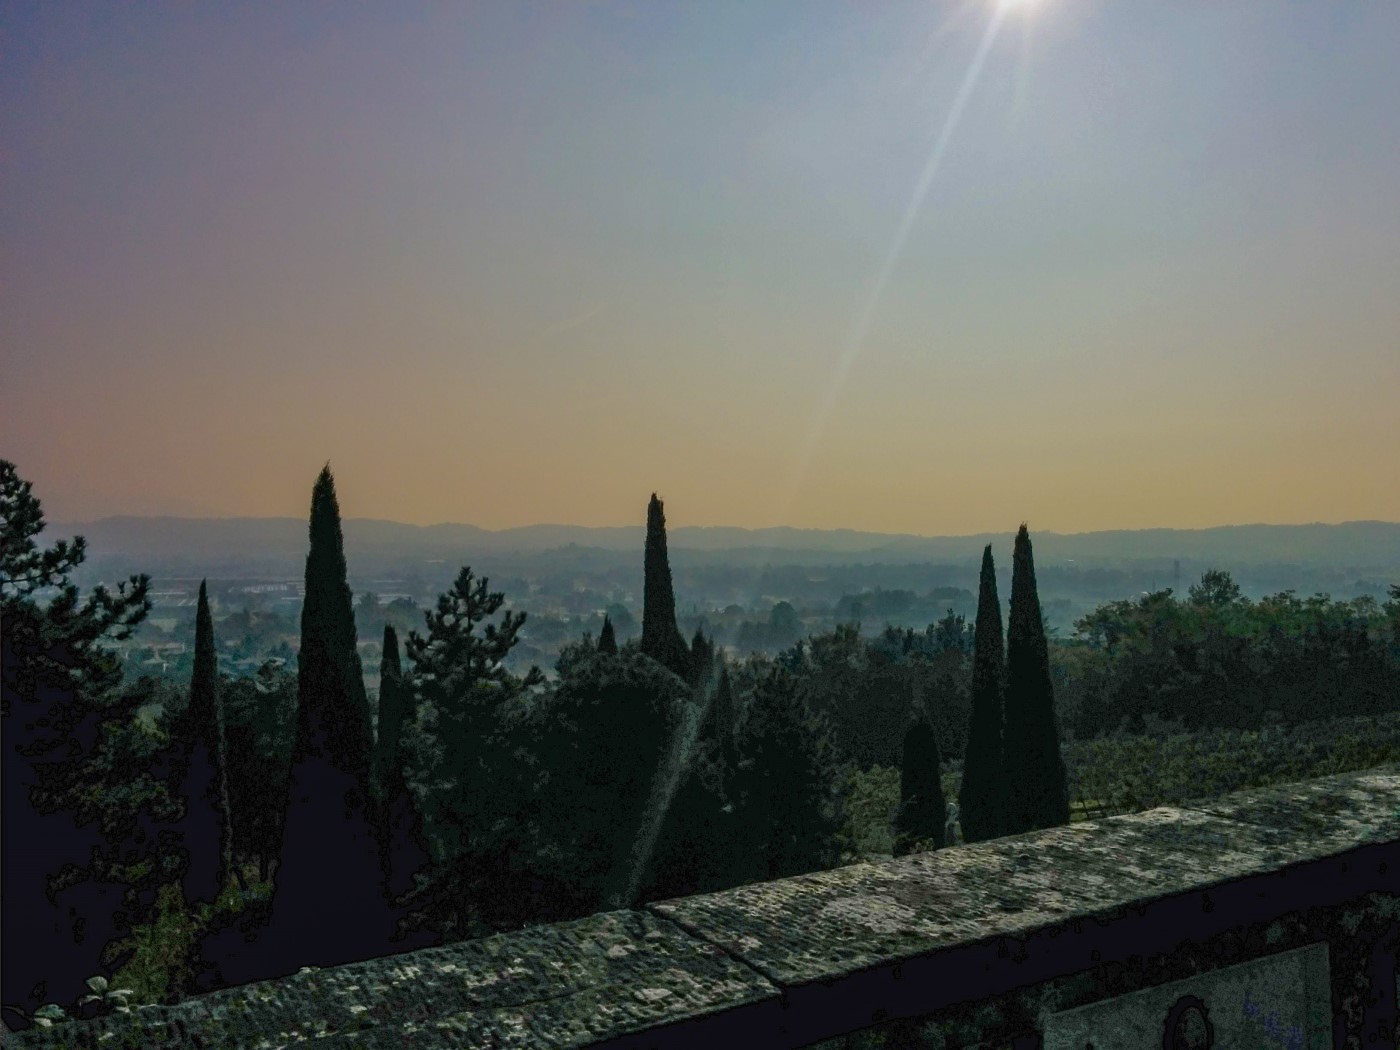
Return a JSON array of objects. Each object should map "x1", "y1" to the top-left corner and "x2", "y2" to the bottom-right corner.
[
  {"x1": 652, "y1": 764, "x2": 1400, "y2": 988},
  {"x1": 5, "y1": 911, "x2": 777, "y2": 1049},
  {"x1": 8, "y1": 764, "x2": 1398, "y2": 1049}
]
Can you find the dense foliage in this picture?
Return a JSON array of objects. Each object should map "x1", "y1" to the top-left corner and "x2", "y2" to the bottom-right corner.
[
  {"x1": 218, "y1": 663, "x2": 296, "y2": 881},
  {"x1": 893, "y1": 720, "x2": 946, "y2": 855},
  {"x1": 393, "y1": 564, "x2": 544, "y2": 938},
  {"x1": 1064, "y1": 577, "x2": 1400, "y2": 736},
  {"x1": 1064, "y1": 712, "x2": 1400, "y2": 816},
  {"x1": 1, "y1": 461, "x2": 169, "y2": 1028},
  {"x1": 7, "y1": 460, "x2": 1399, "y2": 1031}
]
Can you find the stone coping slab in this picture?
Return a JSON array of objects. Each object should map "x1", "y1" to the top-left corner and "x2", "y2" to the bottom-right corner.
[
  {"x1": 8, "y1": 764, "x2": 1399, "y2": 1049},
  {"x1": 6, "y1": 910, "x2": 779, "y2": 1049},
  {"x1": 649, "y1": 764, "x2": 1400, "y2": 988},
  {"x1": 1178, "y1": 768, "x2": 1400, "y2": 848}
]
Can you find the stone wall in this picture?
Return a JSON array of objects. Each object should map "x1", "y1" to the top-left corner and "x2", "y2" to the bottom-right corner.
[{"x1": 10, "y1": 765, "x2": 1399, "y2": 1049}]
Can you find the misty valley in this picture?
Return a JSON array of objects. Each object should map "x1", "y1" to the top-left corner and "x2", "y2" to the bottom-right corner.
[{"x1": 5, "y1": 460, "x2": 1400, "y2": 1039}]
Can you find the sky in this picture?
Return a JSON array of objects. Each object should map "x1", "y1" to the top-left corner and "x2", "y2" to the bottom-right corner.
[{"x1": 3, "y1": 1, "x2": 1398, "y2": 534}]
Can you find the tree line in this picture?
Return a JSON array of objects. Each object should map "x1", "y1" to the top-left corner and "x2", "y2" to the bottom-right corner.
[{"x1": 12, "y1": 457, "x2": 1397, "y2": 1028}]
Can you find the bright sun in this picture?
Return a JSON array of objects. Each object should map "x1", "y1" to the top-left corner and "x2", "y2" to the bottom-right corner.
[{"x1": 998, "y1": 0, "x2": 1042, "y2": 12}]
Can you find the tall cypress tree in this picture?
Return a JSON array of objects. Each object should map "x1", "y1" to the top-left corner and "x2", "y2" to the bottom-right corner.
[
  {"x1": 705, "y1": 665, "x2": 739, "y2": 773},
  {"x1": 1002, "y1": 525, "x2": 1070, "y2": 836},
  {"x1": 892, "y1": 719, "x2": 946, "y2": 856},
  {"x1": 598, "y1": 614, "x2": 618, "y2": 656},
  {"x1": 231, "y1": 465, "x2": 390, "y2": 982},
  {"x1": 959, "y1": 545, "x2": 1007, "y2": 843},
  {"x1": 169, "y1": 580, "x2": 235, "y2": 907},
  {"x1": 373, "y1": 625, "x2": 408, "y2": 803},
  {"x1": 689, "y1": 627, "x2": 716, "y2": 690},
  {"x1": 640, "y1": 493, "x2": 690, "y2": 680},
  {"x1": 373, "y1": 625, "x2": 429, "y2": 908}
]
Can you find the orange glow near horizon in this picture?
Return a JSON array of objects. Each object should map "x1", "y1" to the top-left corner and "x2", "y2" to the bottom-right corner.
[{"x1": 3, "y1": 5, "x2": 1398, "y2": 534}]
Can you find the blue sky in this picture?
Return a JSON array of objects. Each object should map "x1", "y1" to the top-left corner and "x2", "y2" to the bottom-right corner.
[{"x1": 4, "y1": 1, "x2": 1398, "y2": 531}]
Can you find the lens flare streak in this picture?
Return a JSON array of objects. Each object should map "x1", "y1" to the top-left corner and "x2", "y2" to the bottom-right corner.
[{"x1": 778, "y1": 4, "x2": 1010, "y2": 520}]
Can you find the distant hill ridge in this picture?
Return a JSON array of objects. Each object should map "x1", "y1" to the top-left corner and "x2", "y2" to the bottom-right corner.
[{"x1": 44, "y1": 516, "x2": 1400, "y2": 570}]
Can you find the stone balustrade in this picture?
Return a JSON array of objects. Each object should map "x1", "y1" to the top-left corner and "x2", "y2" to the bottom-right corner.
[{"x1": 9, "y1": 764, "x2": 1399, "y2": 1048}]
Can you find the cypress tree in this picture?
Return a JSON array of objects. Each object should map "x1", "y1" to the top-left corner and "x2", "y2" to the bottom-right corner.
[
  {"x1": 598, "y1": 614, "x2": 618, "y2": 655},
  {"x1": 373, "y1": 625, "x2": 408, "y2": 801},
  {"x1": 373, "y1": 625, "x2": 430, "y2": 913},
  {"x1": 689, "y1": 627, "x2": 715, "y2": 689},
  {"x1": 640, "y1": 493, "x2": 690, "y2": 679},
  {"x1": 169, "y1": 580, "x2": 235, "y2": 907},
  {"x1": 245, "y1": 465, "x2": 390, "y2": 979},
  {"x1": 892, "y1": 719, "x2": 946, "y2": 856},
  {"x1": 1002, "y1": 525, "x2": 1070, "y2": 836},
  {"x1": 707, "y1": 665, "x2": 739, "y2": 771},
  {"x1": 959, "y1": 545, "x2": 1007, "y2": 843}
]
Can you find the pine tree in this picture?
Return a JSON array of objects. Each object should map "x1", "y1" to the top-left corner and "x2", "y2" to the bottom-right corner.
[
  {"x1": 641, "y1": 493, "x2": 691, "y2": 680},
  {"x1": 959, "y1": 545, "x2": 1007, "y2": 843},
  {"x1": 168, "y1": 580, "x2": 235, "y2": 907},
  {"x1": 397, "y1": 567, "x2": 543, "y2": 938},
  {"x1": 598, "y1": 614, "x2": 618, "y2": 655},
  {"x1": 892, "y1": 719, "x2": 946, "y2": 856},
  {"x1": 239, "y1": 465, "x2": 390, "y2": 980},
  {"x1": 1002, "y1": 525, "x2": 1070, "y2": 836},
  {"x1": 2, "y1": 461, "x2": 157, "y2": 1027}
]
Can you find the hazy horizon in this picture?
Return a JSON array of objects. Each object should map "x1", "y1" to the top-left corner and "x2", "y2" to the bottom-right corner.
[
  {"x1": 47, "y1": 509, "x2": 1400, "y2": 538},
  {"x1": 5, "y1": 2, "x2": 1398, "y2": 532}
]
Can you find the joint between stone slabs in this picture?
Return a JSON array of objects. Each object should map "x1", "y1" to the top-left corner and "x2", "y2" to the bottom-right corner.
[
  {"x1": 643, "y1": 902, "x2": 788, "y2": 995},
  {"x1": 1171, "y1": 797, "x2": 1312, "y2": 840}
]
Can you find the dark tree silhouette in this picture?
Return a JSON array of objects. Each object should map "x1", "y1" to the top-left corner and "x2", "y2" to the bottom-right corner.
[
  {"x1": 220, "y1": 663, "x2": 295, "y2": 883},
  {"x1": 527, "y1": 648, "x2": 691, "y2": 917},
  {"x1": 959, "y1": 545, "x2": 1007, "y2": 843},
  {"x1": 700, "y1": 665, "x2": 740, "y2": 773},
  {"x1": 1002, "y1": 525, "x2": 1070, "y2": 836},
  {"x1": 2, "y1": 461, "x2": 156, "y2": 1030},
  {"x1": 217, "y1": 465, "x2": 390, "y2": 985},
  {"x1": 166, "y1": 580, "x2": 235, "y2": 908},
  {"x1": 597, "y1": 613, "x2": 618, "y2": 655},
  {"x1": 639, "y1": 660, "x2": 742, "y2": 902},
  {"x1": 892, "y1": 719, "x2": 946, "y2": 855},
  {"x1": 396, "y1": 566, "x2": 542, "y2": 939},
  {"x1": 641, "y1": 494, "x2": 691, "y2": 680},
  {"x1": 373, "y1": 625, "x2": 430, "y2": 911},
  {"x1": 373, "y1": 625, "x2": 406, "y2": 801},
  {"x1": 728, "y1": 665, "x2": 845, "y2": 883},
  {"x1": 689, "y1": 627, "x2": 716, "y2": 689}
]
